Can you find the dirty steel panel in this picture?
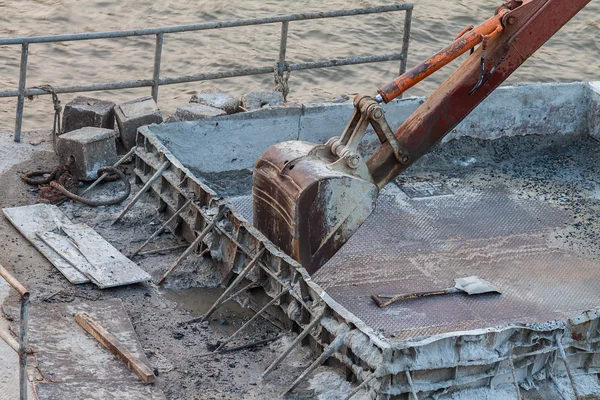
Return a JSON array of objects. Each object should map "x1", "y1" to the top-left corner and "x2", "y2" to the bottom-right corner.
[{"x1": 311, "y1": 183, "x2": 600, "y2": 340}]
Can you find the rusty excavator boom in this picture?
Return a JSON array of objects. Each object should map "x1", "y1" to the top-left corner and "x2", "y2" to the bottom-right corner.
[{"x1": 253, "y1": 0, "x2": 591, "y2": 275}]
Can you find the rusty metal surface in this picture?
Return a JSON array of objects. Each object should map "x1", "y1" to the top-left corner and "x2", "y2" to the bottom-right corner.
[{"x1": 311, "y1": 182, "x2": 600, "y2": 340}]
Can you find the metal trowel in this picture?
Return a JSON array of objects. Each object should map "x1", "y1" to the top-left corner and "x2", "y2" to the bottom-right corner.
[{"x1": 371, "y1": 276, "x2": 501, "y2": 308}]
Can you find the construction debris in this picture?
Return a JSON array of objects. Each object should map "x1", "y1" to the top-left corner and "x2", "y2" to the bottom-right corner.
[
  {"x1": 166, "y1": 104, "x2": 226, "y2": 122},
  {"x1": 240, "y1": 91, "x2": 284, "y2": 111},
  {"x1": 190, "y1": 92, "x2": 241, "y2": 114},
  {"x1": 56, "y1": 127, "x2": 117, "y2": 181},
  {"x1": 75, "y1": 312, "x2": 155, "y2": 384},
  {"x1": 62, "y1": 96, "x2": 116, "y2": 133},
  {"x1": 115, "y1": 96, "x2": 163, "y2": 150},
  {"x1": 3, "y1": 204, "x2": 150, "y2": 288}
]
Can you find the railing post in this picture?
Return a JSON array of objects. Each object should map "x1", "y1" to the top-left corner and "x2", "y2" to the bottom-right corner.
[
  {"x1": 151, "y1": 33, "x2": 163, "y2": 102},
  {"x1": 399, "y1": 7, "x2": 412, "y2": 76},
  {"x1": 19, "y1": 293, "x2": 29, "y2": 400},
  {"x1": 14, "y1": 43, "x2": 29, "y2": 143}
]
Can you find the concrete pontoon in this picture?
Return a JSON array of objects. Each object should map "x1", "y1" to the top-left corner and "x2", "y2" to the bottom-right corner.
[{"x1": 134, "y1": 81, "x2": 600, "y2": 399}]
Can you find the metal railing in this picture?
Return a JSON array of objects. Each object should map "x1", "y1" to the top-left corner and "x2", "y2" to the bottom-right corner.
[
  {"x1": 0, "y1": 4, "x2": 413, "y2": 142},
  {"x1": 0, "y1": 263, "x2": 30, "y2": 400}
]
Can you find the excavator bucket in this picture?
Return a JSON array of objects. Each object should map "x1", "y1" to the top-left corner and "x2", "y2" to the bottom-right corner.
[
  {"x1": 253, "y1": 0, "x2": 591, "y2": 275},
  {"x1": 253, "y1": 140, "x2": 378, "y2": 275}
]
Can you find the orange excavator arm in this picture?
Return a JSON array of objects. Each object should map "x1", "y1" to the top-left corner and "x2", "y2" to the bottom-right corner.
[{"x1": 253, "y1": 0, "x2": 591, "y2": 275}]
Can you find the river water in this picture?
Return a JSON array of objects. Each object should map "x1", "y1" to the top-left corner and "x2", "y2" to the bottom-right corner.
[{"x1": 0, "y1": 0, "x2": 598, "y2": 132}]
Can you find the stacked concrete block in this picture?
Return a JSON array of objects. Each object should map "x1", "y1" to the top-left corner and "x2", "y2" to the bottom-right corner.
[
  {"x1": 115, "y1": 96, "x2": 163, "y2": 149},
  {"x1": 166, "y1": 104, "x2": 227, "y2": 123},
  {"x1": 62, "y1": 96, "x2": 116, "y2": 133},
  {"x1": 56, "y1": 127, "x2": 118, "y2": 181},
  {"x1": 241, "y1": 91, "x2": 284, "y2": 111},
  {"x1": 190, "y1": 92, "x2": 240, "y2": 114}
]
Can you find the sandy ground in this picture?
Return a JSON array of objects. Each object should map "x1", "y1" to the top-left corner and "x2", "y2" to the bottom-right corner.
[{"x1": 0, "y1": 130, "x2": 365, "y2": 400}]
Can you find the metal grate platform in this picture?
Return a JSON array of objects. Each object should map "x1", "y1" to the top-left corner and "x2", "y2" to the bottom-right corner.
[{"x1": 312, "y1": 181, "x2": 600, "y2": 339}]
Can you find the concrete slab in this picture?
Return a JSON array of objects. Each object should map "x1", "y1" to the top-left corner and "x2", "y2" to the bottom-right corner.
[
  {"x1": 3, "y1": 204, "x2": 89, "y2": 284},
  {"x1": 56, "y1": 127, "x2": 117, "y2": 181},
  {"x1": 115, "y1": 97, "x2": 163, "y2": 150},
  {"x1": 62, "y1": 96, "x2": 115, "y2": 133},
  {"x1": 31, "y1": 298, "x2": 165, "y2": 399}
]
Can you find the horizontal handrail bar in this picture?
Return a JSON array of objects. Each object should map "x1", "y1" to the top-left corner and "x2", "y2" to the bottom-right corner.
[
  {"x1": 0, "y1": 53, "x2": 404, "y2": 98},
  {"x1": 0, "y1": 5, "x2": 413, "y2": 46}
]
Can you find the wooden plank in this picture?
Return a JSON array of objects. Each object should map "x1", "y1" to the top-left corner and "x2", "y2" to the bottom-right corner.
[
  {"x1": 74, "y1": 312, "x2": 155, "y2": 384},
  {"x1": 61, "y1": 224, "x2": 151, "y2": 288},
  {"x1": 2, "y1": 204, "x2": 89, "y2": 284}
]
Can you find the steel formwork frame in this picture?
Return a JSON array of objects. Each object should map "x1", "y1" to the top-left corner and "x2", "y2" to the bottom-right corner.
[
  {"x1": 134, "y1": 126, "x2": 600, "y2": 399},
  {"x1": 0, "y1": 4, "x2": 414, "y2": 143}
]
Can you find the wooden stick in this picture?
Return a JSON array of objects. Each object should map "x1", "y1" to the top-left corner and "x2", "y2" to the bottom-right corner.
[
  {"x1": 156, "y1": 206, "x2": 226, "y2": 285},
  {"x1": 0, "y1": 327, "x2": 19, "y2": 353},
  {"x1": 74, "y1": 312, "x2": 155, "y2": 384},
  {"x1": 113, "y1": 160, "x2": 170, "y2": 224},
  {"x1": 81, "y1": 146, "x2": 137, "y2": 196},
  {"x1": 0, "y1": 263, "x2": 28, "y2": 298}
]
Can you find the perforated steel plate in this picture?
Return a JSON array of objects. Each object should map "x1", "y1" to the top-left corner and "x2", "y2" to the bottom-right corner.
[{"x1": 311, "y1": 182, "x2": 600, "y2": 340}]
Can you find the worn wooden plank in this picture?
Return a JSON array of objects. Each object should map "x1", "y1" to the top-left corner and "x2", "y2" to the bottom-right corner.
[
  {"x1": 61, "y1": 224, "x2": 151, "y2": 288},
  {"x1": 74, "y1": 312, "x2": 155, "y2": 384},
  {"x1": 2, "y1": 204, "x2": 89, "y2": 284}
]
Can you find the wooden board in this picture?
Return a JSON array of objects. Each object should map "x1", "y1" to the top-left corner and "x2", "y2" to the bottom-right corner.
[
  {"x1": 29, "y1": 299, "x2": 165, "y2": 400},
  {"x1": 61, "y1": 224, "x2": 151, "y2": 288},
  {"x1": 2, "y1": 204, "x2": 89, "y2": 284},
  {"x1": 75, "y1": 312, "x2": 155, "y2": 384}
]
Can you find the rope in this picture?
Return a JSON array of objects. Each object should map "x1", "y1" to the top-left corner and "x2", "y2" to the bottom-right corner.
[
  {"x1": 273, "y1": 62, "x2": 291, "y2": 102},
  {"x1": 30, "y1": 85, "x2": 62, "y2": 153},
  {"x1": 49, "y1": 166, "x2": 130, "y2": 207},
  {"x1": 22, "y1": 160, "x2": 129, "y2": 206}
]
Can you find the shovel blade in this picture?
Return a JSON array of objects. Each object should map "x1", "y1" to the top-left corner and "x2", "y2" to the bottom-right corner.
[
  {"x1": 253, "y1": 141, "x2": 377, "y2": 275},
  {"x1": 454, "y1": 276, "x2": 500, "y2": 295}
]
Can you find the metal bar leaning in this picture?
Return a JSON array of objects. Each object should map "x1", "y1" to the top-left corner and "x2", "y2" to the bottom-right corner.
[
  {"x1": 0, "y1": 263, "x2": 30, "y2": 400},
  {"x1": 113, "y1": 160, "x2": 170, "y2": 224},
  {"x1": 187, "y1": 247, "x2": 266, "y2": 324},
  {"x1": 156, "y1": 206, "x2": 226, "y2": 285},
  {"x1": 132, "y1": 198, "x2": 193, "y2": 257}
]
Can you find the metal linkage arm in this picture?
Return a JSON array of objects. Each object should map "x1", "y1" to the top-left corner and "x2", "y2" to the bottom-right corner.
[{"x1": 367, "y1": 0, "x2": 591, "y2": 189}]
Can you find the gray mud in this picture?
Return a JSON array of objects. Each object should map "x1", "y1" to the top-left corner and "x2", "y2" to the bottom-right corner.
[{"x1": 0, "y1": 130, "x2": 355, "y2": 400}]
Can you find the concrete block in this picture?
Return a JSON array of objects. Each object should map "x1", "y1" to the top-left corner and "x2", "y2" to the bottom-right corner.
[
  {"x1": 588, "y1": 82, "x2": 600, "y2": 141},
  {"x1": 148, "y1": 107, "x2": 302, "y2": 173},
  {"x1": 167, "y1": 104, "x2": 227, "y2": 122},
  {"x1": 62, "y1": 96, "x2": 115, "y2": 133},
  {"x1": 56, "y1": 127, "x2": 117, "y2": 181},
  {"x1": 241, "y1": 91, "x2": 284, "y2": 111},
  {"x1": 115, "y1": 96, "x2": 163, "y2": 150},
  {"x1": 190, "y1": 92, "x2": 240, "y2": 114}
]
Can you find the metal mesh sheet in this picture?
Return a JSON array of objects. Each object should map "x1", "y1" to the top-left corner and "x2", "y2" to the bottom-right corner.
[{"x1": 311, "y1": 183, "x2": 600, "y2": 340}]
